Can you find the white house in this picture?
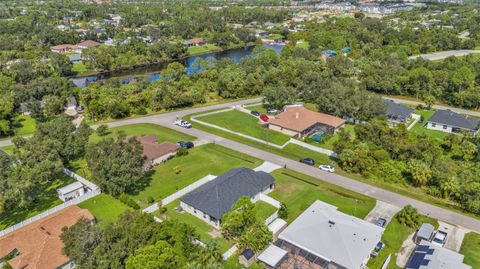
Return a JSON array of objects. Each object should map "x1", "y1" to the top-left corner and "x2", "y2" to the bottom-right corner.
[
  {"x1": 180, "y1": 168, "x2": 275, "y2": 228},
  {"x1": 57, "y1": 181, "x2": 85, "y2": 202},
  {"x1": 426, "y1": 109, "x2": 479, "y2": 135}
]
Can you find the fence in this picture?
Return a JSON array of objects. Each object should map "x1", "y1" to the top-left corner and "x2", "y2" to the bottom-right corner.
[
  {"x1": 62, "y1": 168, "x2": 99, "y2": 190},
  {"x1": 0, "y1": 188, "x2": 101, "y2": 237},
  {"x1": 265, "y1": 211, "x2": 279, "y2": 226}
]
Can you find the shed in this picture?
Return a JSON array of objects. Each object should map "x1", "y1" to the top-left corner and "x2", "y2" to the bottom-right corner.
[
  {"x1": 57, "y1": 181, "x2": 85, "y2": 202},
  {"x1": 257, "y1": 244, "x2": 288, "y2": 268},
  {"x1": 415, "y1": 223, "x2": 435, "y2": 244}
]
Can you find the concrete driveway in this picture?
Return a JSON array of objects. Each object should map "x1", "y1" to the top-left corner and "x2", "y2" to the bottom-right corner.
[
  {"x1": 364, "y1": 200, "x2": 401, "y2": 225},
  {"x1": 437, "y1": 221, "x2": 469, "y2": 252}
]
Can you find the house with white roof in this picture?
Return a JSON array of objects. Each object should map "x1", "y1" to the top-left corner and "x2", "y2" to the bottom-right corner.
[
  {"x1": 260, "y1": 200, "x2": 384, "y2": 269},
  {"x1": 406, "y1": 240, "x2": 471, "y2": 269}
]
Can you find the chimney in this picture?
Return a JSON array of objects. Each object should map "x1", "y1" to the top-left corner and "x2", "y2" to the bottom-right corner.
[{"x1": 295, "y1": 112, "x2": 299, "y2": 119}]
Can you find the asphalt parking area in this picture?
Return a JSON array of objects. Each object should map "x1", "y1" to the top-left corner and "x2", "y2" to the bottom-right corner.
[{"x1": 364, "y1": 200, "x2": 401, "y2": 225}]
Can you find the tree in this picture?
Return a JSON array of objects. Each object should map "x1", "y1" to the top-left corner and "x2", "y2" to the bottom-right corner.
[
  {"x1": 407, "y1": 159, "x2": 432, "y2": 186},
  {"x1": 96, "y1": 124, "x2": 109, "y2": 136},
  {"x1": 278, "y1": 202, "x2": 288, "y2": 219},
  {"x1": 125, "y1": 240, "x2": 185, "y2": 269},
  {"x1": 85, "y1": 137, "x2": 145, "y2": 196},
  {"x1": 239, "y1": 222, "x2": 272, "y2": 252},
  {"x1": 61, "y1": 218, "x2": 102, "y2": 268},
  {"x1": 221, "y1": 196, "x2": 256, "y2": 239},
  {"x1": 396, "y1": 205, "x2": 420, "y2": 228}
]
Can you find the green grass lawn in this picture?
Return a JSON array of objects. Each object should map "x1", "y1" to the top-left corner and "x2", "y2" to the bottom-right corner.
[
  {"x1": 89, "y1": 123, "x2": 196, "y2": 144},
  {"x1": 78, "y1": 194, "x2": 130, "y2": 227},
  {"x1": 368, "y1": 215, "x2": 439, "y2": 269},
  {"x1": 460, "y1": 232, "x2": 480, "y2": 269},
  {"x1": 163, "y1": 200, "x2": 233, "y2": 252},
  {"x1": 255, "y1": 201, "x2": 277, "y2": 222},
  {"x1": 0, "y1": 115, "x2": 36, "y2": 140},
  {"x1": 0, "y1": 173, "x2": 75, "y2": 230},
  {"x1": 187, "y1": 44, "x2": 221, "y2": 55},
  {"x1": 246, "y1": 104, "x2": 267, "y2": 114},
  {"x1": 72, "y1": 62, "x2": 89, "y2": 74},
  {"x1": 0, "y1": 145, "x2": 13, "y2": 154},
  {"x1": 269, "y1": 169, "x2": 375, "y2": 222},
  {"x1": 409, "y1": 109, "x2": 448, "y2": 140},
  {"x1": 131, "y1": 144, "x2": 262, "y2": 207},
  {"x1": 296, "y1": 39, "x2": 309, "y2": 49},
  {"x1": 197, "y1": 109, "x2": 291, "y2": 145}
]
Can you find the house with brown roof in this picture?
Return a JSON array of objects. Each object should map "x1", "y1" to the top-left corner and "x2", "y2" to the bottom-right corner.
[
  {"x1": 77, "y1": 40, "x2": 101, "y2": 50},
  {"x1": 50, "y1": 44, "x2": 79, "y2": 53},
  {"x1": 181, "y1": 37, "x2": 206, "y2": 47},
  {"x1": 268, "y1": 106, "x2": 345, "y2": 138},
  {"x1": 131, "y1": 135, "x2": 180, "y2": 170},
  {"x1": 0, "y1": 205, "x2": 94, "y2": 269}
]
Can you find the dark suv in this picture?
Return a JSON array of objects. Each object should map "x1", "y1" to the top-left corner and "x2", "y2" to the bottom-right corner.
[
  {"x1": 299, "y1": 158, "x2": 315, "y2": 166},
  {"x1": 250, "y1": 110, "x2": 260, "y2": 116},
  {"x1": 177, "y1": 141, "x2": 194, "y2": 149}
]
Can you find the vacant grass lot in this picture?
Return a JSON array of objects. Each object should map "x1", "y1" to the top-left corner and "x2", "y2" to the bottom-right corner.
[
  {"x1": 0, "y1": 173, "x2": 74, "y2": 230},
  {"x1": 269, "y1": 169, "x2": 375, "y2": 222},
  {"x1": 460, "y1": 232, "x2": 480, "y2": 269},
  {"x1": 409, "y1": 109, "x2": 448, "y2": 140},
  {"x1": 131, "y1": 144, "x2": 262, "y2": 207},
  {"x1": 89, "y1": 123, "x2": 195, "y2": 144},
  {"x1": 187, "y1": 44, "x2": 221, "y2": 55},
  {"x1": 78, "y1": 194, "x2": 130, "y2": 227},
  {"x1": 198, "y1": 109, "x2": 291, "y2": 145},
  {"x1": 367, "y1": 215, "x2": 439, "y2": 269}
]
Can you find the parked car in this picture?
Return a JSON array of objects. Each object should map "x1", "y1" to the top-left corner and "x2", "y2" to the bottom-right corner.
[
  {"x1": 250, "y1": 110, "x2": 260, "y2": 116},
  {"x1": 177, "y1": 141, "x2": 194, "y2": 149},
  {"x1": 259, "y1": 114, "x2": 269, "y2": 122},
  {"x1": 375, "y1": 218, "x2": 387, "y2": 228},
  {"x1": 375, "y1": 242, "x2": 384, "y2": 252},
  {"x1": 267, "y1": 108, "x2": 278, "y2": 114},
  {"x1": 299, "y1": 158, "x2": 315, "y2": 166},
  {"x1": 319, "y1": 165, "x2": 335, "y2": 173},
  {"x1": 174, "y1": 119, "x2": 192, "y2": 128},
  {"x1": 432, "y1": 231, "x2": 448, "y2": 247}
]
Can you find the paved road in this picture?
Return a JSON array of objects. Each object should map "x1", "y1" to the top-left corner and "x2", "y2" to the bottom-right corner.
[
  {"x1": 408, "y1": 50, "x2": 480, "y2": 61},
  {"x1": 383, "y1": 97, "x2": 480, "y2": 117}
]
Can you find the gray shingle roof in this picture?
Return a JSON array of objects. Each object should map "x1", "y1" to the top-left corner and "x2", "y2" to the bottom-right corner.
[
  {"x1": 180, "y1": 167, "x2": 275, "y2": 220},
  {"x1": 384, "y1": 100, "x2": 414, "y2": 121},
  {"x1": 417, "y1": 223, "x2": 434, "y2": 241},
  {"x1": 428, "y1": 109, "x2": 480, "y2": 131}
]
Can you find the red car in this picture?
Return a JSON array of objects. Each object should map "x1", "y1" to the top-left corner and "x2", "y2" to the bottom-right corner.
[{"x1": 260, "y1": 114, "x2": 269, "y2": 122}]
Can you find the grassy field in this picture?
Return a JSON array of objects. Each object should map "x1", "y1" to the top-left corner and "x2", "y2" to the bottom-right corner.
[
  {"x1": 460, "y1": 232, "x2": 480, "y2": 269},
  {"x1": 269, "y1": 169, "x2": 375, "y2": 222},
  {"x1": 78, "y1": 194, "x2": 130, "y2": 227},
  {"x1": 0, "y1": 115, "x2": 36, "y2": 140},
  {"x1": 131, "y1": 144, "x2": 262, "y2": 207},
  {"x1": 187, "y1": 44, "x2": 221, "y2": 55},
  {"x1": 409, "y1": 109, "x2": 448, "y2": 140},
  {"x1": 89, "y1": 123, "x2": 196, "y2": 144},
  {"x1": 72, "y1": 62, "x2": 89, "y2": 74},
  {"x1": 197, "y1": 109, "x2": 291, "y2": 145},
  {"x1": 0, "y1": 173, "x2": 75, "y2": 230},
  {"x1": 368, "y1": 215, "x2": 439, "y2": 269}
]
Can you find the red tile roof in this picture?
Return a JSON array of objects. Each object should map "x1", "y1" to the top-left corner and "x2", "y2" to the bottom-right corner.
[
  {"x1": 131, "y1": 135, "x2": 180, "y2": 163},
  {"x1": 269, "y1": 106, "x2": 345, "y2": 132},
  {"x1": 77, "y1": 40, "x2": 101, "y2": 48}
]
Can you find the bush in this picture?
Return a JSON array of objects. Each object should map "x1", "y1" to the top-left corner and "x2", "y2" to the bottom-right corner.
[
  {"x1": 96, "y1": 124, "x2": 109, "y2": 136},
  {"x1": 147, "y1": 196, "x2": 155, "y2": 204},
  {"x1": 173, "y1": 165, "x2": 181, "y2": 174},
  {"x1": 278, "y1": 202, "x2": 288, "y2": 219},
  {"x1": 176, "y1": 148, "x2": 189, "y2": 156},
  {"x1": 396, "y1": 205, "x2": 420, "y2": 228},
  {"x1": 119, "y1": 194, "x2": 140, "y2": 210}
]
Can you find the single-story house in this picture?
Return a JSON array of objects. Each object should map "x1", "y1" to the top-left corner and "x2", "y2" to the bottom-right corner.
[
  {"x1": 415, "y1": 223, "x2": 435, "y2": 244},
  {"x1": 131, "y1": 135, "x2": 180, "y2": 170},
  {"x1": 255, "y1": 29, "x2": 269, "y2": 37},
  {"x1": 68, "y1": 53, "x2": 82, "y2": 64},
  {"x1": 180, "y1": 167, "x2": 275, "y2": 228},
  {"x1": 0, "y1": 205, "x2": 94, "y2": 269},
  {"x1": 268, "y1": 106, "x2": 345, "y2": 138},
  {"x1": 270, "y1": 200, "x2": 384, "y2": 269},
  {"x1": 50, "y1": 44, "x2": 79, "y2": 53},
  {"x1": 77, "y1": 40, "x2": 101, "y2": 50},
  {"x1": 182, "y1": 37, "x2": 206, "y2": 47},
  {"x1": 384, "y1": 100, "x2": 414, "y2": 123},
  {"x1": 405, "y1": 240, "x2": 471, "y2": 269},
  {"x1": 57, "y1": 181, "x2": 85, "y2": 202},
  {"x1": 426, "y1": 109, "x2": 479, "y2": 135}
]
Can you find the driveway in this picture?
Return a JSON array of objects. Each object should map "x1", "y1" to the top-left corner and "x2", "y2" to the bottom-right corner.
[
  {"x1": 364, "y1": 200, "x2": 401, "y2": 225},
  {"x1": 437, "y1": 221, "x2": 469, "y2": 252}
]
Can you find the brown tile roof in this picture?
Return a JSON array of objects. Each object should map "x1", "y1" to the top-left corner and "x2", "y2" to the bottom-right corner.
[
  {"x1": 77, "y1": 40, "x2": 101, "y2": 48},
  {"x1": 0, "y1": 205, "x2": 94, "y2": 269},
  {"x1": 269, "y1": 106, "x2": 345, "y2": 132},
  {"x1": 50, "y1": 44, "x2": 78, "y2": 51},
  {"x1": 131, "y1": 135, "x2": 180, "y2": 163}
]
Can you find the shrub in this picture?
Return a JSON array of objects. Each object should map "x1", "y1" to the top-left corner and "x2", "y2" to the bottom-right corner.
[
  {"x1": 176, "y1": 148, "x2": 189, "y2": 157},
  {"x1": 396, "y1": 205, "x2": 420, "y2": 228},
  {"x1": 173, "y1": 165, "x2": 181, "y2": 174},
  {"x1": 278, "y1": 202, "x2": 288, "y2": 219},
  {"x1": 96, "y1": 124, "x2": 109, "y2": 136},
  {"x1": 147, "y1": 196, "x2": 155, "y2": 204},
  {"x1": 119, "y1": 194, "x2": 140, "y2": 210}
]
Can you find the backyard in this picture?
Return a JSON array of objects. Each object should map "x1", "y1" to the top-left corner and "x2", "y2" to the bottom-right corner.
[
  {"x1": 78, "y1": 194, "x2": 130, "y2": 227},
  {"x1": 409, "y1": 109, "x2": 448, "y2": 140},
  {"x1": 187, "y1": 44, "x2": 221, "y2": 55},
  {"x1": 460, "y1": 232, "x2": 480, "y2": 269},
  {"x1": 269, "y1": 168, "x2": 376, "y2": 222},
  {"x1": 197, "y1": 109, "x2": 291, "y2": 145},
  {"x1": 0, "y1": 115, "x2": 36, "y2": 140},
  {"x1": 305, "y1": 123, "x2": 355, "y2": 150}
]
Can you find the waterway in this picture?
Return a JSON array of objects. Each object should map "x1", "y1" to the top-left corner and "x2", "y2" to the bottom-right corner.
[{"x1": 71, "y1": 44, "x2": 284, "y2": 88}]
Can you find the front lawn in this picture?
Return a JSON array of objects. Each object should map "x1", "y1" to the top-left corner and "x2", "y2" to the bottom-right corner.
[
  {"x1": 246, "y1": 104, "x2": 267, "y2": 114},
  {"x1": 255, "y1": 201, "x2": 277, "y2": 222},
  {"x1": 367, "y1": 215, "x2": 438, "y2": 269},
  {"x1": 409, "y1": 109, "x2": 447, "y2": 140},
  {"x1": 78, "y1": 194, "x2": 130, "y2": 227},
  {"x1": 197, "y1": 109, "x2": 291, "y2": 145},
  {"x1": 460, "y1": 232, "x2": 480, "y2": 269},
  {"x1": 89, "y1": 123, "x2": 196, "y2": 144},
  {"x1": 188, "y1": 44, "x2": 221, "y2": 55},
  {"x1": 0, "y1": 173, "x2": 75, "y2": 230},
  {"x1": 131, "y1": 144, "x2": 262, "y2": 207},
  {"x1": 269, "y1": 169, "x2": 375, "y2": 222}
]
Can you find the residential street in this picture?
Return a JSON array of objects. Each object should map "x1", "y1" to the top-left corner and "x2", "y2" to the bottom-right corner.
[
  {"x1": 3, "y1": 97, "x2": 480, "y2": 233},
  {"x1": 407, "y1": 49, "x2": 480, "y2": 61},
  {"x1": 383, "y1": 96, "x2": 480, "y2": 117}
]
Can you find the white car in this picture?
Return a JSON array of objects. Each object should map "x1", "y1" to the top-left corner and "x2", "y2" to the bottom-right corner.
[
  {"x1": 319, "y1": 165, "x2": 335, "y2": 173},
  {"x1": 432, "y1": 231, "x2": 447, "y2": 247},
  {"x1": 174, "y1": 119, "x2": 192, "y2": 128}
]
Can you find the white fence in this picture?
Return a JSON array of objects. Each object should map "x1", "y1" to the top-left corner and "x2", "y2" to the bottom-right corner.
[
  {"x1": 259, "y1": 193, "x2": 281, "y2": 208},
  {"x1": 265, "y1": 211, "x2": 279, "y2": 226},
  {"x1": 0, "y1": 188, "x2": 101, "y2": 237},
  {"x1": 62, "y1": 168, "x2": 99, "y2": 190}
]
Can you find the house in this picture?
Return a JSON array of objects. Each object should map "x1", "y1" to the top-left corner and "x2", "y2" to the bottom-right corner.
[
  {"x1": 268, "y1": 106, "x2": 345, "y2": 138},
  {"x1": 406, "y1": 240, "x2": 471, "y2": 269},
  {"x1": 415, "y1": 223, "x2": 435, "y2": 244},
  {"x1": 0, "y1": 205, "x2": 94, "y2": 269},
  {"x1": 384, "y1": 100, "x2": 414, "y2": 123},
  {"x1": 131, "y1": 135, "x2": 180, "y2": 169},
  {"x1": 426, "y1": 109, "x2": 479, "y2": 135},
  {"x1": 64, "y1": 96, "x2": 80, "y2": 117},
  {"x1": 77, "y1": 40, "x2": 101, "y2": 50},
  {"x1": 50, "y1": 44, "x2": 79, "y2": 53},
  {"x1": 268, "y1": 200, "x2": 384, "y2": 269},
  {"x1": 255, "y1": 29, "x2": 269, "y2": 37},
  {"x1": 180, "y1": 167, "x2": 275, "y2": 228},
  {"x1": 68, "y1": 53, "x2": 82, "y2": 64},
  {"x1": 57, "y1": 181, "x2": 85, "y2": 202},
  {"x1": 182, "y1": 37, "x2": 205, "y2": 47}
]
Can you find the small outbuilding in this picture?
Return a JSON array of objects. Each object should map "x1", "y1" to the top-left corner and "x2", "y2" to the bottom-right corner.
[
  {"x1": 415, "y1": 223, "x2": 435, "y2": 244},
  {"x1": 257, "y1": 244, "x2": 288, "y2": 268},
  {"x1": 57, "y1": 181, "x2": 85, "y2": 202}
]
